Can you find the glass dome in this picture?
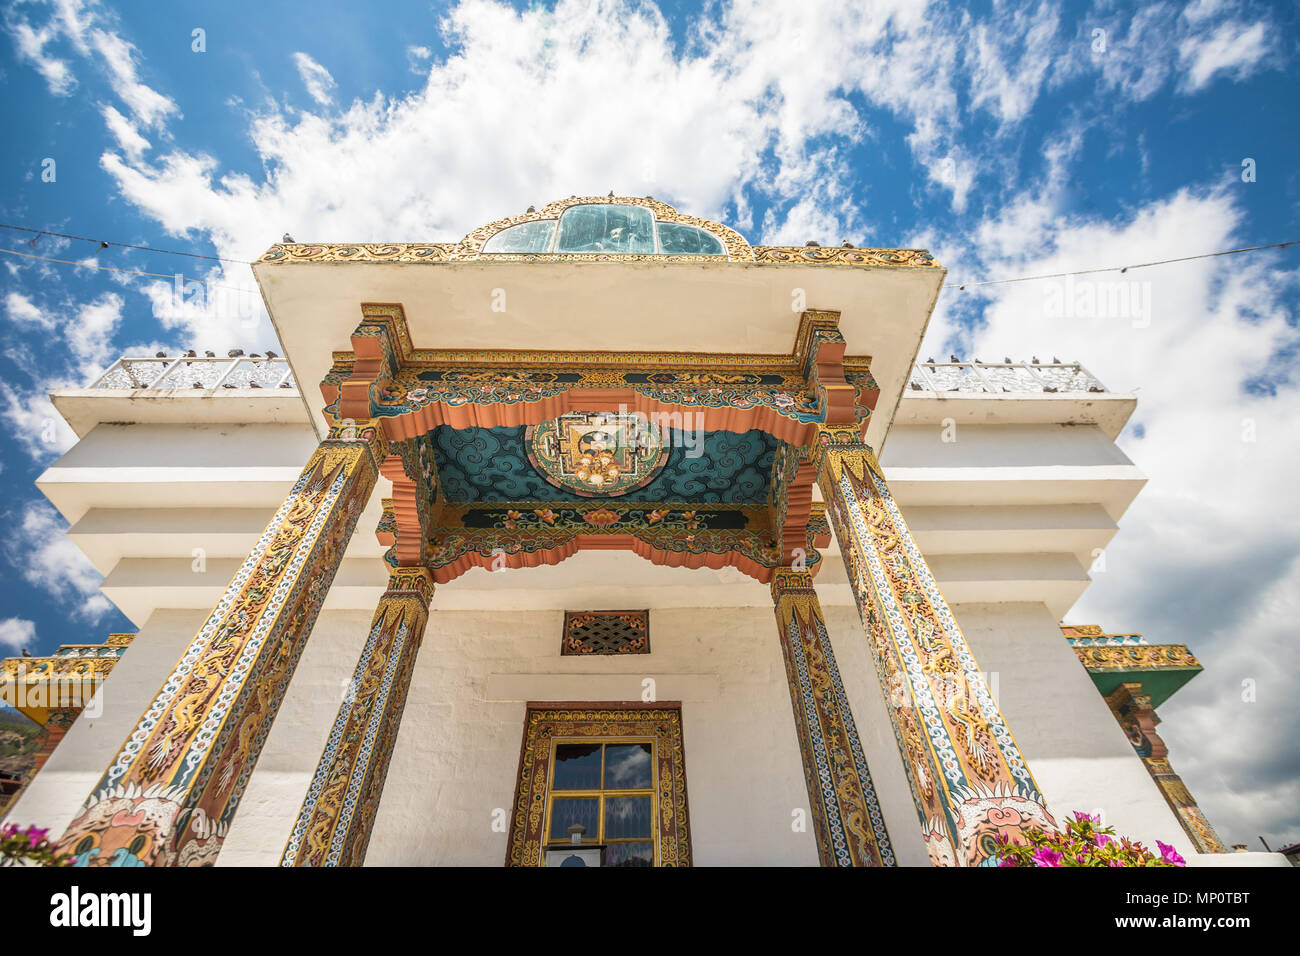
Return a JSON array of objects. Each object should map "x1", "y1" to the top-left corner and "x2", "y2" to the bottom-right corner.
[{"x1": 479, "y1": 203, "x2": 726, "y2": 256}]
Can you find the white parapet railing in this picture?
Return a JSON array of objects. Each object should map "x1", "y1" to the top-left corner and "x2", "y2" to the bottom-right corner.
[
  {"x1": 90, "y1": 356, "x2": 296, "y2": 391},
  {"x1": 909, "y1": 360, "x2": 1107, "y2": 394},
  {"x1": 90, "y1": 356, "x2": 1102, "y2": 397}
]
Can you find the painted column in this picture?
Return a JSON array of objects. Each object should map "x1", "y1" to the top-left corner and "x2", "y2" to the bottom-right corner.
[
  {"x1": 281, "y1": 567, "x2": 433, "y2": 867},
  {"x1": 815, "y1": 426, "x2": 1056, "y2": 866},
  {"x1": 772, "y1": 567, "x2": 894, "y2": 866},
  {"x1": 1105, "y1": 682, "x2": 1227, "y2": 854},
  {"x1": 57, "y1": 419, "x2": 387, "y2": 867}
]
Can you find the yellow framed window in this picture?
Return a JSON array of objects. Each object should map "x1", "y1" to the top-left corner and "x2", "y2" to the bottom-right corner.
[
  {"x1": 545, "y1": 738, "x2": 656, "y2": 867},
  {"x1": 506, "y1": 703, "x2": 692, "y2": 867}
]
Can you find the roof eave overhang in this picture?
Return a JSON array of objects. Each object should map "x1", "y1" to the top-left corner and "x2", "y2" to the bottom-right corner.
[{"x1": 253, "y1": 257, "x2": 946, "y2": 449}]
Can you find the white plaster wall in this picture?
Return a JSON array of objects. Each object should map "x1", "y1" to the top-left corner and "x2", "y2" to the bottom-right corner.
[
  {"x1": 882, "y1": 422, "x2": 1136, "y2": 470},
  {"x1": 953, "y1": 601, "x2": 1198, "y2": 858},
  {"x1": 220, "y1": 609, "x2": 371, "y2": 865},
  {"x1": 363, "y1": 605, "x2": 822, "y2": 866},
  {"x1": 52, "y1": 422, "x2": 319, "y2": 472},
  {"x1": 821, "y1": 603, "x2": 931, "y2": 866}
]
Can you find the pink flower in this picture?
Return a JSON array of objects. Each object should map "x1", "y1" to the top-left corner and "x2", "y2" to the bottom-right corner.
[
  {"x1": 1157, "y1": 841, "x2": 1186, "y2": 867},
  {"x1": 1094, "y1": 833, "x2": 1112, "y2": 847},
  {"x1": 26, "y1": 827, "x2": 49, "y2": 848},
  {"x1": 1072, "y1": 811, "x2": 1098, "y2": 824},
  {"x1": 1032, "y1": 847, "x2": 1063, "y2": 867},
  {"x1": 998, "y1": 856, "x2": 1018, "y2": 867}
]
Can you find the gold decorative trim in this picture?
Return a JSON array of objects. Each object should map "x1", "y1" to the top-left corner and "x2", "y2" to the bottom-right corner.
[
  {"x1": 259, "y1": 241, "x2": 938, "y2": 268},
  {"x1": 254, "y1": 198, "x2": 939, "y2": 269},
  {"x1": 1074, "y1": 644, "x2": 1202, "y2": 671},
  {"x1": 329, "y1": 306, "x2": 875, "y2": 372},
  {"x1": 258, "y1": 243, "x2": 456, "y2": 264},
  {"x1": 754, "y1": 246, "x2": 937, "y2": 267}
]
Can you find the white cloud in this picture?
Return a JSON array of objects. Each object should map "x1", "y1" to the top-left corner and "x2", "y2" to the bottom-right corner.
[
  {"x1": 1178, "y1": 19, "x2": 1271, "y2": 91},
  {"x1": 3, "y1": 1, "x2": 177, "y2": 124},
  {"x1": 5, "y1": 291, "x2": 56, "y2": 330},
  {"x1": 96, "y1": 0, "x2": 980, "y2": 329},
  {"x1": 293, "y1": 51, "x2": 337, "y2": 106},
  {"x1": 0, "y1": 618, "x2": 36, "y2": 652},
  {"x1": 88, "y1": 27, "x2": 179, "y2": 127},
  {"x1": 407, "y1": 44, "x2": 433, "y2": 73},
  {"x1": 49, "y1": 0, "x2": 94, "y2": 53},
  {"x1": 967, "y1": 2, "x2": 1061, "y2": 126},
  {"x1": 6, "y1": 14, "x2": 75, "y2": 95},
  {"x1": 1149, "y1": 554, "x2": 1300, "y2": 848},
  {"x1": 66, "y1": 292, "x2": 124, "y2": 376},
  {"x1": 0, "y1": 382, "x2": 77, "y2": 460},
  {"x1": 101, "y1": 103, "x2": 150, "y2": 159},
  {"x1": 13, "y1": 501, "x2": 112, "y2": 623}
]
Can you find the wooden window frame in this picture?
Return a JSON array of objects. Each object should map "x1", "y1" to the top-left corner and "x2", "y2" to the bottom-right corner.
[{"x1": 506, "y1": 702, "x2": 692, "y2": 867}]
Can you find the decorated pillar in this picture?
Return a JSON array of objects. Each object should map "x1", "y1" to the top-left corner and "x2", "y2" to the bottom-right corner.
[
  {"x1": 57, "y1": 419, "x2": 387, "y2": 867},
  {"x1": 815, "y1": 426, "x2": 1056, "y2": 866},
  {"x1": 772, "y1": 567, "x2": 894, "y2": 866},
  {"x1": 1105, "y1": 682, "x2": 1227, "y2": 854},
  {"x1": 281, "y1": 567, "x2": 433, "y2": 867}
]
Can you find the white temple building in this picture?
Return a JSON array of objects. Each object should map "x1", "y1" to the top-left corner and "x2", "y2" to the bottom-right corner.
[{"x1": 1, "y1": 197, "x2": 1286, "y2": 867}]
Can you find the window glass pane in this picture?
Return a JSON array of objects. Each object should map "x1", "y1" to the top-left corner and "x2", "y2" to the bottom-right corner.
[
  {"x1": 603, "y1": 743, "x2": 653, "y2": 790},
  {"x1": 555, "y1": 204, "x2": 655, "y2": 253},
  {"x1": 549, "y1": 797, "x2": 599, "y2": 841},
  {"x1": 604, "y1": 796, "x2": 653, "y2": 839},
  {"x1": 657, "y1": 222, "x2": 724, "y2": 255},
  {"x1": 605, "y1": 842, "x2": 654, "y2": 867},
  {"x1": 481, "y1": 220, "x2": 556, "y2": 253},
  {"x1": 552, "y1": 743, "x2": 602, "y2": 790}
]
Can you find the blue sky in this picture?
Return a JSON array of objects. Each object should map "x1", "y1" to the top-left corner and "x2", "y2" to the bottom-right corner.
[{"x1": 1, "y1": 0, "x2": 1297, "y2": 847}]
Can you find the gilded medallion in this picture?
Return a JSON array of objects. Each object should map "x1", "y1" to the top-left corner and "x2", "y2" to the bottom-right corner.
[{"x1": 525, "y1": 412, "x2": 668, "y2": 497}]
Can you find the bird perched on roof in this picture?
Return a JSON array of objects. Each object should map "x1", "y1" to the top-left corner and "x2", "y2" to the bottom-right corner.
[{"x1": 282, "y1": 233, "x2": 295, "y2": 243}]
